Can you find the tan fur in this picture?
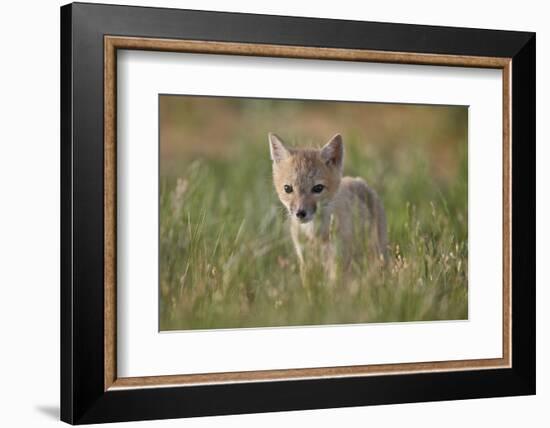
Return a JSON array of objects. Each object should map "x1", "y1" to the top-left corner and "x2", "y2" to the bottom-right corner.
[{"x1": 269, "y1": 133, "x2": 388, "y2": 277}]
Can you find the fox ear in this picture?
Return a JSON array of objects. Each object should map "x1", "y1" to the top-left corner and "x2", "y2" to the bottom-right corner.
[
  {"x1": 269, "y1": 133, "x2": 290, "y2": 162},
  {"x1": 320, "y1": 134, "x2": 344, "y2": 170}
]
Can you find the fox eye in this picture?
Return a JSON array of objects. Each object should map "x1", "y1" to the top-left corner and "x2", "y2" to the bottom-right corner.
[
  {"x1": 312, "y1": 184, "x2": 325, "y2": 194},
  {"x1": 283, "y1": 185, "x2": 293, "y2": 194}
]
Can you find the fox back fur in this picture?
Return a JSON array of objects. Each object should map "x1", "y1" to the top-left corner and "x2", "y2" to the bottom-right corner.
[{"x1": 269, "y1": 133, "x2": 388, "y2": 275}]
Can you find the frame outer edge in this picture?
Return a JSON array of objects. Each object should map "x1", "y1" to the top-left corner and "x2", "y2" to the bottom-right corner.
[
  {"x1": 64, "y1": 3, "x2": 536, "y2": 423},
  {"x1": 510, "y1": 33, "x2": 536, "y2": 392},
  {"x1": 74, "y1": 2, "x2": 533, "y2": 58},
  {"x1": 60, "y1": 3, "x2": 75, "y2": 424}
]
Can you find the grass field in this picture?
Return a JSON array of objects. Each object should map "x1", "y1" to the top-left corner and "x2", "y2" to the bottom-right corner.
[{"x1": 159, "y1": 97, "x2": 468, "y2": 331}]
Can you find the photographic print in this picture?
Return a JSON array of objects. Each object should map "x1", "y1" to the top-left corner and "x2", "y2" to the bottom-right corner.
[{"x1": 159, "y1": 95, "x2": 468, "y2": 331}]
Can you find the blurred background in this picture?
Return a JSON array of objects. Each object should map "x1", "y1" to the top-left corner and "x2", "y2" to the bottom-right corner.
[
  {"x1": 160, "y1": 96, "x2": 467, "y2": 183},
  {"x1": 159, "y1": 95, "x2": 468, "y2": 331}
]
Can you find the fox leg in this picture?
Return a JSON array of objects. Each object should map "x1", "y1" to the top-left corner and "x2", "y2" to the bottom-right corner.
[
  {"x1": 322, "y1": 242, "x2": 338, "y2": 282},
  {"x1": 364, "y1": 186, "x2": 389, "y2": 262},
  {"x1": 336, "y1": 216, "x2": 353, "y2": 273},
  {"x1": 290, "y1": 221, "x2": 304, "y2": 267},
  {"x1": 291, "y1": 223, "x2": 313, "y2": 290}
]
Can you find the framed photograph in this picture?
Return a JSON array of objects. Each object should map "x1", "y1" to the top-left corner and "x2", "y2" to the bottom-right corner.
[{"x1": 60, "y1": 2, "x2": 535, "y2": 424}]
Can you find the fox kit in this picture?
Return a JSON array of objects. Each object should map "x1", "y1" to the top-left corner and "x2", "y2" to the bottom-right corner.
[{"x1": 269, "y1": 133, "x2": 388, "y2": 276}]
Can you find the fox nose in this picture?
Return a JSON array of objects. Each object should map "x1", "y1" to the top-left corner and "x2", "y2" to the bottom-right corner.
[{"x1": 296, "y1": 210, "x2": 307, "y2": 219}]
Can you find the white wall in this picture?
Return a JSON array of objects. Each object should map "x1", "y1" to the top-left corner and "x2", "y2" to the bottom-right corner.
[{"x1": 0, "y1": 0, "x2": 546, "y2": 426}]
